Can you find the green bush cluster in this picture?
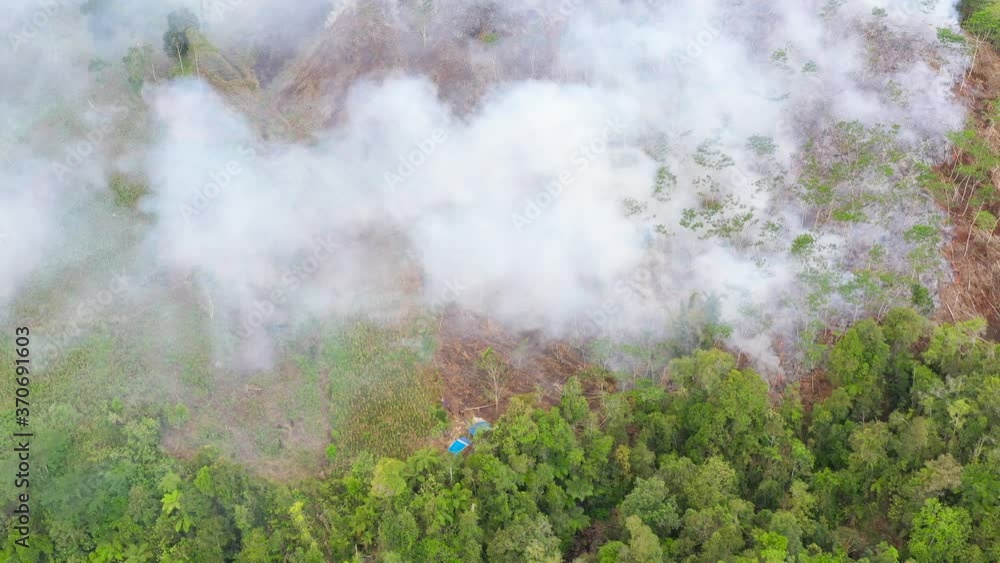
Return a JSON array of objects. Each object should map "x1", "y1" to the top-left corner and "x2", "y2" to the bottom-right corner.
[{"x1": 962, "y1": 0, "x2": 1000, "y2": 48}]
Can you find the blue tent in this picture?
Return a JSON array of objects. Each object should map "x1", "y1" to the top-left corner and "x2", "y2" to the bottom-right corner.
[
  {"x1": 447, "y1": 437, "x2": 471, "y2": 454},
  {"x1": 469, "y1": 420, "x2": 492, "y2": 436},
  {"x1": 447, "y1": 419, "x2": 493, "y2": 455}
]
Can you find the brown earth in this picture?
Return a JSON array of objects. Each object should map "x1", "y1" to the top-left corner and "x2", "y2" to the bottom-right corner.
[
  {"x1": 797, "y1": 369, "x2": 836, "y2": 415},
  {"x1": 432, "y1": 308, "x2": 599, "y2": 421},
  {"x1": 933, "y1": 37, "x2": 1000, "y2": 340},
  {"x1": 266, "y1": 0, "x2": 564, "y2": 130}
]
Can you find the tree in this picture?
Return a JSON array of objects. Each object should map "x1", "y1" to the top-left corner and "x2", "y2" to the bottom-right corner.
[
  {"x1": 161, "y1": 490, "x2": 193, "y2": 534},
  {"x1": 908, "y1": 499, "x2": 975, "y2": 562},
  {"x1": 477, "y1": 347, "x2": 512, "y2": 410},
  {"x1": 965, "y1": 5, "x2": 1000, "y2": 48},
  {"x1": 455, "y1": 509, "x2": 484, "y2": 563},
  {"x1": 378, "y1": 509, "x2": 418, "y2": 558},
  {"x1": 829, "y1": 320, "x2": 890, "y2": 419},
  {"x1": 486, "y1": 515, "x2": 561, "y2": 563},
  {"x1": 371, "y1": 458, "x2": 408, "y2": 499},
  {"x1": 847, "y1": 421, "x2": 891, "y2": 504},
  {"x1": 122, "y1": 44, "x2": 155, "y2": 94},
  {"x1": 767, "y1": 510, "x2": 804, "y2": 558},
  {"x1": 682, "y1": 457, "x2": 739, "y2": 509},
  {"x1": 682, "y1": 368, "x2": 771, "y2": 470},
  {"x1": 559, "y1": 376, "x2": 589, "y2": 426},
  {"x1": 163, "y1": 8, "x2": 200, "y2": 61},
  {"x1": 750, "y1": 529, "x2": 789, "y2": 563},
  {"x1": 618, "y1": 516, "x2": 664, "y2": 562},
  {"x1": 922, "y1": 318, "x2": 988, "y2": 377},
  {"x1": 881, "y1": 307, "x2": 929, "y2": 403},
  {"x1": 618, "y1": 477, "x2": 681, "y2": 536}
]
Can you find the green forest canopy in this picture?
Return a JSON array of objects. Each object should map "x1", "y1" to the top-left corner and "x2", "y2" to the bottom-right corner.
[{"x1": 2, "y1": 308, "x2": 998, "y2": 562}]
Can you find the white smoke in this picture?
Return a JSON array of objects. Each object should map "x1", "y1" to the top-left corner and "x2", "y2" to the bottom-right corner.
[{"x1": 1, "y1": 0, "x2": 970, "y2": 373}]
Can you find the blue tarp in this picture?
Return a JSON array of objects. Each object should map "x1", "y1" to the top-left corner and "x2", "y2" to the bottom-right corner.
[
  {"x1": 447, "y1": 420, "x2": 493, "y2": 455},
  {"x1": 469, "y1": 420, "x2": 492, "y2": 436},
  {"x1": 447, "y1": 437, "x2": 471, "y2": 454}
]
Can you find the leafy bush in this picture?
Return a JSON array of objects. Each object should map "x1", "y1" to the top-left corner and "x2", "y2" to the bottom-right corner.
[{"x1": 963, "y1": 1, "x2": 1000, "y2": 48}]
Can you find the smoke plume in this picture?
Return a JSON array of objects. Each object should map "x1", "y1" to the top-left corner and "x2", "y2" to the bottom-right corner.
[{"x1": 1, "y1": 0, "x2": 969, "y2": 373}]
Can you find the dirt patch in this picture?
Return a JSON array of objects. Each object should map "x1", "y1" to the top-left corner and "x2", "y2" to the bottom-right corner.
[
  {"x1": 265, "y1": 0, "x2": 565, "y2": 131},
  {"x1": 162, "y1": 357, "x2": 330, "y2": 481},
  {"x1": 797, "y1": 369, "x2": 835, "y2": 415},
  {"x1": 568, "y1": 520, "x2": 611, "y2": 561},
  {"x1": 937, "y1": 221, "x2": 1000, "y2": 338},
  {"x1": 933, "y1": 37, "x2": 1000, "y2": 340},
  {"x1": 433, "y1": 308, "x2": 590, "y2": 421},
  {"x1": 959, "y1": 37, "x2": 1000, "y2": 109}
]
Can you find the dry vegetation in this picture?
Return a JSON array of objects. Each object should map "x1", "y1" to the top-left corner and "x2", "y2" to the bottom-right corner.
[
  {"x1": 934, "y1": 37, "x2": 1000, "y2": 339},
  {"x1": 267, "y1": 0, "x2": 563, "y2": 128},
  {"x1": 433, "y1": 308, "x2": 594, "y2": 420}
]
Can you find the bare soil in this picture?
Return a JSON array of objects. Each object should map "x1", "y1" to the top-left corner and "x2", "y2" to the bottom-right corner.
[
  {"x1": 433, "y1": 308, "x2": 592, "y2": 421},
  {"x1": 934, "y1": 38, "x2": 1000, "y2": 340}
]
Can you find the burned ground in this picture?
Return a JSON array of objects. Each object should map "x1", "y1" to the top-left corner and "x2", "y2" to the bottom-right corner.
[{"x1": 934, "y1": 38, "x2": 1000, "y2": 339}]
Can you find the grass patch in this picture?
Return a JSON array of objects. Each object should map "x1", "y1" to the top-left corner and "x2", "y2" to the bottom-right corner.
[
  {"x1": 108, "y1": 172, "x2": 148, "y2": 209},
  {"x1": 317, "y1": 320, "x2": 442, "y2": 469},
  {"x1": 0, "y1": 293, "x2": 447, "y2": 480}
]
